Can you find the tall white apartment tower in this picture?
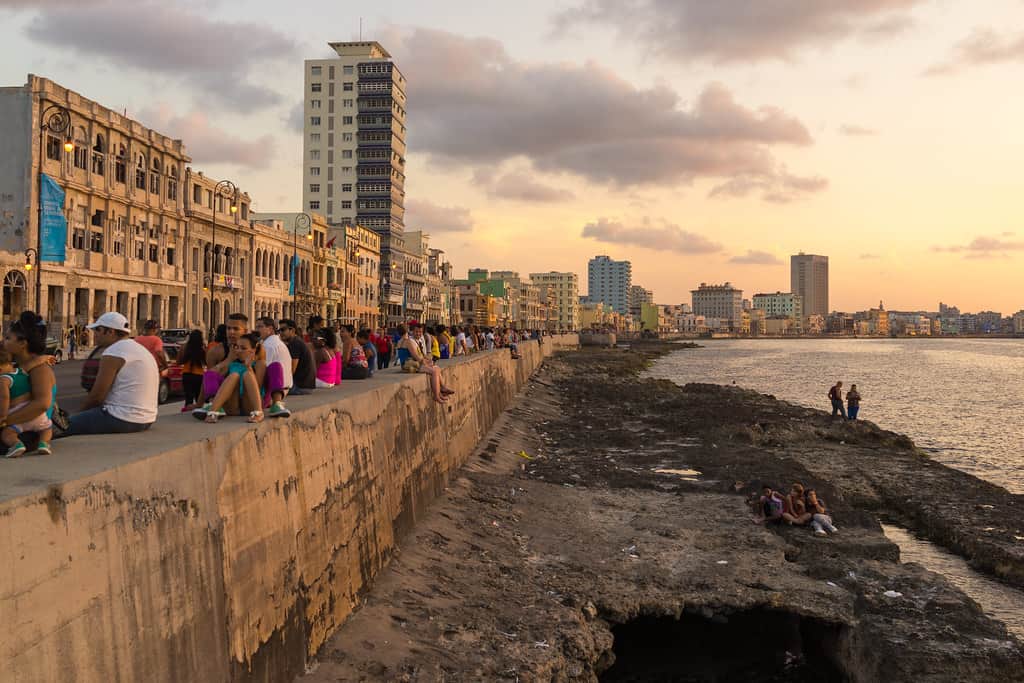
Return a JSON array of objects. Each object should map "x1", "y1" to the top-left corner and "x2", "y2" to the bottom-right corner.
[
  {"x1": 790, "y1": 253, "x2": 829, "y2": 319},
  {"x1": 587, "y1": 255, "x2": 632, "y2": 315},
  {"x1": 303, "y1": 41, "x2": 408, "y2": 323}
]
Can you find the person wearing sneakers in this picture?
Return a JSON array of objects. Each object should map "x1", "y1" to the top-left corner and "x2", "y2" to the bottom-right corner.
[
  {"x1": 61, "y1": 312, "x2": 158, "y2": 436},
  {"x1": 255, "y1": 317, "x2": 292, "y2": 418},
  {"x1": 195, "y1": 333, "x2": 265, "y2": 423},
  {"x1": 805, "y1": 489, "x2": 838, "y2": 537},
  {"x1": 1, "y1": 312, "x2": 57, "y2": 456}
]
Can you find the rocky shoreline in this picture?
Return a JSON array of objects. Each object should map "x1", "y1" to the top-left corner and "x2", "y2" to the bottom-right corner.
[{"x1": 300, "y1": 343, "x2": 1024, "y2": 682}]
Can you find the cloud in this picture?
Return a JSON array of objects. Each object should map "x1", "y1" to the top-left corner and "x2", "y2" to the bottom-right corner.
[
  {"x1": 926, "y1": 28, "x2": 1024, "y2": 76},
  {"x1": 285, "y1": 101, "x2": 305, "y2": 134},
  {"x1": 582, "y1": 217, "x2": 722, "y2": 254},
  {"x1": 708, "y1": 168, "x2": 828, "y2": 203},
  {"x1": 405, "y1": 199, "x2": 476, "y2": 233},
  {"x1": 23, "y1": 2, "x2": 296, "y2": 111},
  {"x1": 728, "y1": 250, "x2": 783, "y2": 265},
  {"x1": 840, "y1": 124, "x2": 877, "y2": 136},
  {"x1": 554, "y1": 0, "x2": 923, "y2": 63},
  {"x1": 136, "y1": 105, "x2": 274, "y2": 167},
  {"x1": 389, "y1": 28, "x2": 821, "y2": 198},
  {"x1": 932, "y1": 235, "x2": 1024, "y2": 257},
  {"x1": 474, "y1": 170, "x2": 575, "y2": 202}
]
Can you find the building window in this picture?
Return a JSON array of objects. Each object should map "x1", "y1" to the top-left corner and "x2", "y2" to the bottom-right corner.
[
  {"x1": 310, "y1": 133, "x2": 320, "y2": 143},
  {"x1": 341, "y1": 183, "x2": 352, "y2": 192},
  {"x1": 342, "y1": 166, "x2": 352, "y2": 172},
  {"x1": 310, "y1": 200, "x2": 320, "y2": 210},
  {"x1": 342, "y1": 150, "x2": 352, "y2": 159},
  {"x1": 311, "y1": 99, "x2": 321, "y2": 109},
  {"x1": 341, "y1": 200, "x2": 352, "y2": 209},
  {"x1": 72, "y1": 229, "x2": 86, "y2": 250},
  {"x1": 166, "y1": 247, "x2": 175, "y2": 265},
  {"x1": 192, "y1": 247, "x2": 199, "y2": 271},
  {"x1": 149, "y1": 164, "x2": 160, "y2": 194},
  {"x1": 309, "y1": 183, "x2": 321, "y2": 193},
  {"x1": 310, "y1": 149, "x2": 320, "y2": 160},
  {"x1": 311, "y1": 66, "x2": 322, "y2": 76},
  {"x1": 149, "y1": 244, "x2": 158, "y2": 262},
  {"x1": 311, "y1": 82, "x2": 322, "y2": 92},
  {"x1": 135, "y1": 155, "x2": 146, "y2": 190},
  {"x1": 45, "y1": 135, "x2": 62, "y2": 161},
  {"x1": 343, "y1": 82, "x2": 353, "y2": 91},
  {"x1": 167, "y1": 168, "x2": 178, "y2": 200},
  {"x1": 73, "y1": 145, "x2": 87, "y2": 170},
  {"x1": 90, "y1": 231, "x2": 103, "y2": 253},
  {"x1": 342, "y1": 116, "x2": 353, "y2": 124},
  {"x1": 113, "y1": 240, "x2": 123, "y2": 256},
  {"x1": 310, "y1": 116, "x2": 321, "y2": 126},
  {"x1": 115, "y1": 145, "x2": 127, "y2": 183},
  {"x1": 310, "y1": 167, "x2": 320, "y2": 176},
  {"x1": 343, "y1": 99, "x2": 353, "y2": 107},
  {"x1": 241, "y1": 203, "x2": 248, "y2": 220},
  {"x1": 135, "y1": 240, "x2": 145, "y2": 260},
  {"x1": 342, "y1": 132, "x2": 353, "y2": 142},
  {"x1": 343, "y1": 65, "x2": 353, "y2": 74},
  {"x1": 193, "y1": 184, "x2": 202, "y2": 204}
]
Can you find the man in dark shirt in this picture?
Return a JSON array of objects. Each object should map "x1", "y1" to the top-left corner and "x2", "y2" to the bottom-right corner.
[{"x1": 279, "y1": 319, "x2": 316, "y2": 393}]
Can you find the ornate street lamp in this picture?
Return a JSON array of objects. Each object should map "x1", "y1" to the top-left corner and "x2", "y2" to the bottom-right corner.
[
  {"x1": 209, "y1": 179, "x2": 238, "y2": 304},
  {"x1": 35, "y1": 104, "x2": 73, "y2": 311}
]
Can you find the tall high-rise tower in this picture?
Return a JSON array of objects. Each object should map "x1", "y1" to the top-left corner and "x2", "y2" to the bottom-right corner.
[
  {"x1": 303, "y1": 41, "x2": 408, "y2": 322},
  {"x1": 790, "y1": 253, "x2": 829, "y2": 319},
  {"x1": 587, "y1": 255, "x2": 632, "y2": 315}
]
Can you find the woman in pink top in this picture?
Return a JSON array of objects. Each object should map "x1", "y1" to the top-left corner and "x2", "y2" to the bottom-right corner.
[{"x1": 313, "y1": 328, "x2": 338, "y2": 388}]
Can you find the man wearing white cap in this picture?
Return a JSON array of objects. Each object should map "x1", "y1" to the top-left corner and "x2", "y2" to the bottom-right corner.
[{"x1": 60, "y1": 312, "x2": 159, "y2": 436}]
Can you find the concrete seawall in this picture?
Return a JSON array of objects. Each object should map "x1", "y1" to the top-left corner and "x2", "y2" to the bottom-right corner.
[{"x1": 0, "y1": 335, "x2": 578, "y2": 683}]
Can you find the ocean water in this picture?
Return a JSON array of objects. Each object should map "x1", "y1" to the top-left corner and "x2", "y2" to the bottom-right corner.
[{"x1": 646, "y1": 338, "x2": 1024, "y2": 493}]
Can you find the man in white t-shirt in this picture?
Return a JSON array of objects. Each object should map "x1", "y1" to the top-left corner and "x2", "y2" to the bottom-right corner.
[
  {"x1": 255, "y1": 317, "x2": 292, "y2": 418},
  {"x1": 455, "y1": 328, "x2": 468, "y2": 356},
  {"x1": 62, "y1": 312, "x2": 159, "y2": 436}
]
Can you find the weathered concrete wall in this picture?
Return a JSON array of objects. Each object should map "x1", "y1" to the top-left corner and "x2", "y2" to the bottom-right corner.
[{"x1": 0, "y1": 335, "x2": 578, "y2": 683}]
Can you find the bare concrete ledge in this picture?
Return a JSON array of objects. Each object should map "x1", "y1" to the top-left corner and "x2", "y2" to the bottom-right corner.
[{"x1": 0, "y1": 335, "x2": 578, "y2": 683}]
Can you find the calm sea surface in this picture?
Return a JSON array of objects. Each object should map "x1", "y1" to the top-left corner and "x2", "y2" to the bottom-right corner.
[{"x1": 647, "y1": 339, "x2": 1024, "y2": 494}]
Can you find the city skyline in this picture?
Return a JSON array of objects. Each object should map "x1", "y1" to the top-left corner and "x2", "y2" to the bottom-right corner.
[{"x1": 3, "y1": 1, "x2": 1023, "y2": 312}]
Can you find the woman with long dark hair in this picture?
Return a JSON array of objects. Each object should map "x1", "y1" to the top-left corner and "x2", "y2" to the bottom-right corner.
[
  {"x1": 179, "y1": 330, "x2": 206, "y2": 411},
  {"x1": 1, "y1": 311, "x2": 57, "y2": 456}
]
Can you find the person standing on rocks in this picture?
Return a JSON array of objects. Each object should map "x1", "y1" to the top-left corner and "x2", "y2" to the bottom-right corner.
[
  {"x1": 828, "y1": 381, "x2": 847, "y2": 419},
  {"x1": 847, "y1": 384, "x2": 861, "y2": 421}
]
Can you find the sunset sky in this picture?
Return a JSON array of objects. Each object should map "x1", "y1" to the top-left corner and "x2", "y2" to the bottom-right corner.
[{"x1": 3, "y1": 0, "x2": 1023, "y2": 313}]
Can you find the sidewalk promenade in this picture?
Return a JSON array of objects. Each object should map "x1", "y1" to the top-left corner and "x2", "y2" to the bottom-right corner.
[{"x1": 0, "y1": 335, "x2": 578, "y2": 683}]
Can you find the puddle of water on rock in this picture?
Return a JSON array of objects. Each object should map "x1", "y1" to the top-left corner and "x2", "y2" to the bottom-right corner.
[{"x1": 883, "y1": 523, "x2": 1024, "y2": 640}]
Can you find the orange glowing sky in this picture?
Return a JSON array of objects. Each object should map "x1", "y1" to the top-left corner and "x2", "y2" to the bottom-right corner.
[{"x1": 3, "y1": 0, "x2": 1023, "y2": 313}]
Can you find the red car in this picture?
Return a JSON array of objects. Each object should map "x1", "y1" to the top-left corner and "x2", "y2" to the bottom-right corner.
[{"x1": 81, "y1": 341, "x2": 183, "y2": 404}]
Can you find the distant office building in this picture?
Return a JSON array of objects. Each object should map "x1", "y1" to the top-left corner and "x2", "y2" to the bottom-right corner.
[
  {"x1": 691, "y1": 282, "x2": 743, "y2": 328},
  {"x1": 752, "y1": 292, "x2": 804, "y2": 326},
  {"x1": 529, "y1": 271, "x2": 579, "y2": 330},
  {"x1": 627, "y1": 284, "x2": 653, "y2": 317},
  {"x1": 790, "y1": 253, "x2": 828, "y2": 319},
  {"x1": 587, "y1": 255, "x2": 631, "y2": 315}
]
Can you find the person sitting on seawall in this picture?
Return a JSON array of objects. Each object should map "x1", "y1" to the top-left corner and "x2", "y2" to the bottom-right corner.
[
  {"x1": 338, "y1": 325, "x2": 369, "y2": 380},
  {"x1": 356, "y1": 329, "x2": 376, "y2": 378},
  {"x1": 782, "y1": 482, "x2": 813, "y2": 526},
  {"x1": 179, "y1": 330, "x2": 206, "y2": 412},
  {"x1": 396, "y1": 324, "x2": 455, "y2": 404},
  {"x1": 195, "y1": 332, "x2": 265, "y2": 423},
  {"x1": 255, "y1": 317, "x2": 293, "y2": 418},
  {"x1": 279, "y1": 319, "x2": 316, "y2": 394},
  {"x1": 846, "y1": 384, "x2": 862, "y2": 421},
  {"x1": 805, "y1": 488, "x2": 838, "y2": 537},
  {"x1": 436, "y1": 325, "x2": 452, "y2": 360},
  {"x1": 427, "y1": 325, "x2": 441, "y2": 363},
  {"x1": 60, "y1": 312, "x2": 158, "y2": 437},
  {"x1": 756, "y1": 484, "x2": 786, "y2": 524},
  {"x1": 0, "y1": 329, "x2": 55, "y2": 457},
  {"x1": 313, "y1": 327, "x2": 340, "y2": 388},
  {"x1": 193, "y1": 313, "x2": 267, "y2": 422}
]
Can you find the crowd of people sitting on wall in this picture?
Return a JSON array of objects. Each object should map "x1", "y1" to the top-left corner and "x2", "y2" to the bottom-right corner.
[
  {"x1": 755, "y1": 482, "x2": 838, "y2": 537},
  {"x1": 0, "y1": 309, "x2": 550, "y2": 457}
]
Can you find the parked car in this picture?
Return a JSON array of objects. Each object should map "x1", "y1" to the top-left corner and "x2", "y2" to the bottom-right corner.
[
  {"x1": 160, "y1": 328, "x2": 191, "y2": 345},
  {"x1": 81, "y1": 341, "x2": 183, "y2": 405},
  {"x1": 45, "y1": 337, "x2": 63, "y2": 363}
]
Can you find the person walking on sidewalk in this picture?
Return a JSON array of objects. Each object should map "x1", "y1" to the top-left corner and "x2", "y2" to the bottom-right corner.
[
  {"x1": 828, "y1": 381, "x2": 847, "y2": 419},
  {"x1": 847, "y1": 384, "x2": 862, "y2": 421}
]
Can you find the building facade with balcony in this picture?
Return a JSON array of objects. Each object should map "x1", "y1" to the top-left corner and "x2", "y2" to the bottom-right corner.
[
  {"x1": 0, "y1": 75, "x2": 191, "y2": 335},
  {"x1": 528, "y1": 271, "x2": 579, "y2": 331},
  {"x1": 250, "y1": 212, "x2": 323, "y2": 330},
  {"x1": 691, "y1": 282, "x2": 743, "y2": 330}
]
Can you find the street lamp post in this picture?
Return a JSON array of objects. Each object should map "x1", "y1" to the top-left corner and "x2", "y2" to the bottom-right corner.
[
  {"x1": 292, "y1": 213, "x2": 312, "y2": 321},
  {"x1": 36, "y1": 104, "x2": 74, "y2": 314},
  {"x1": 209, "y1": 180, "x2": 237, "y2": 327}
]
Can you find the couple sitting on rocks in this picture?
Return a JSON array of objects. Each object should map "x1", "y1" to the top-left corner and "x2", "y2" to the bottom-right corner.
[{"x1": 758, "y1": 482, "x2": 838, "y2": 537}]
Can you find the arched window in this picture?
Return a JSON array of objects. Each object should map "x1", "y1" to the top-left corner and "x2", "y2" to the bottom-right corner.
[
  {"x1": 115, "y1": 144, "x2": 127, "y2": 183},
  {"x1": 150, "y1": 157, "x2": 161, "y2": 194},
  {"x1": 2, "y1": 270, "x2": 28, "y2": 321},
  {"x1": 92, "y1": 134, "x2": 106, "y2": 175},
  {"x1": 223, "y1": 247, "x2": 233, "y2": 276},
  {"x1": 167, "y1": 165, "x2": 178, "y2": 201},
  {"x1": 135, "y1": 153, "x2": 147, "y2": 190},
  {"x1": 73, "y1": 127, "x2": 88, "y2": 170}
]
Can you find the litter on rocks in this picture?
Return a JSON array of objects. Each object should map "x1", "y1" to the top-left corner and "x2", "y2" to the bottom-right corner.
[
  {"x1": 517, "y1": 450, "x2": 533, "y2": 460},
  {"x1": 716, "y1": 560, "x2": 729, "y2": 565},
  {"x1": 883, "y1": 590, "x2": 903, "y2": 598}
]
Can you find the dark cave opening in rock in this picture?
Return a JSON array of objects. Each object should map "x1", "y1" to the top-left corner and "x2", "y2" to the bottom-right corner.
[{"x1": 599, "y1": 609, "x2": 850, "y2": 682}]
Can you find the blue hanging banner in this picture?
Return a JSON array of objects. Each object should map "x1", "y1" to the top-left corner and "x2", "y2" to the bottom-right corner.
[
  {"x1": 288, "y1": 254, "x2": 298, "y2": 296},
  {"x1": 39, "y1": 173, "x2": 67, "y2": 263}
]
